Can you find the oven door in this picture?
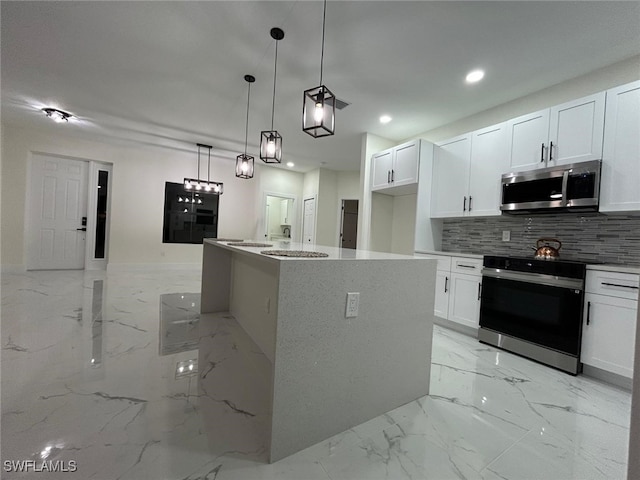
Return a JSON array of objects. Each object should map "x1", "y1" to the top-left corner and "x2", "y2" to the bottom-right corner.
[{"x1": 480, "y1": 269, "x2": 584, "y2": 356}]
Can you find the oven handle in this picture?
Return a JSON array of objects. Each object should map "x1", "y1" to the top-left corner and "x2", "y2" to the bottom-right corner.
[{"x1": 481, "y1": 268, "x2": 584, "y2": 290}]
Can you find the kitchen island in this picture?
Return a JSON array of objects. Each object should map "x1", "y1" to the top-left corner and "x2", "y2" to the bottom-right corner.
[{"x1": 201, "y1": 239, "x2": 436, "y2": 462}]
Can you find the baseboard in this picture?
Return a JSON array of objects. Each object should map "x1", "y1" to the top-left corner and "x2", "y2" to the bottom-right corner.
[
  {"x1": 582, "y1": 364, "x2": 633, "y2": 391},
  {"x1": 1, "y1": 264, "x2": 26, "y2": 274},
  {"x1": 106, "y1": 263, "x2": 201, "y2": 272},
  {"x1": 434, "y1": 316, "x2": 479, "y2": 338}
]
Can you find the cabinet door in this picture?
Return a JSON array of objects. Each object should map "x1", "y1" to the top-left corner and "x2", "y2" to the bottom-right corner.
[
  {"x1": 506, "y1": 109, "x2": 550, "y2": 171},
  {"x1": 548, "y1": 92, "x2": 605, "y2": 166},
  {"x1": 371, "y1": 150, "x2": 393, "y2": 191},
  {"x1": 448, "y1": 273, "x2": 481, "y2": 329},
  {"x1": 392, "y1": 140, "x2": 420, "y2": 187},
  {"x1": 468, "y1": 123, "x2": 508, "y2": 217},
  {"x1": 434, "y1": 270, "x2": 450, "y2": 319},
  {"x1": 600, "y1": 81, "x2": 640, "y2": 212},
  {"x1": 581, "y1": 293, "x2": 637, "y2": 378},
  {"x1": 431, "y1": 135, "x2": 471, "y2": 218}
]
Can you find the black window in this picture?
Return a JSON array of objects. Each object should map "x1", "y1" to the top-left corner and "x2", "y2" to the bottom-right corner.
[{"x1": 162, "y1": 182, "x2": 219, "y2": 244}]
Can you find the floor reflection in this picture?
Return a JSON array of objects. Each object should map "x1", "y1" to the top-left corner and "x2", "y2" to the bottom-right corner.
[{"x1": 159, "y1": 293, "x2": 200, "y2": 355}]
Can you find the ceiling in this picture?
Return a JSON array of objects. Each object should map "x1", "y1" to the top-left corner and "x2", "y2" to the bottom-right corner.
[{"x1": 2, "y1": 1, "x2": 640, "y2": 172}]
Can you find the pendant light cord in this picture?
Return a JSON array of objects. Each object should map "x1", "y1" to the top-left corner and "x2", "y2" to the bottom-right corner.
[
  {"x1": 244, "y1": 81, "x2": 251, "y2": 155},
  {"x1": 207, "y1": 146, "x2": 211, "y2": 182},
  {"x1": 271, "y1": 39, "x2": 278, "y2": 131},
  {"x1": 319, "y1": 0, "x2": 327, "y2": 86},
  {"x1": 197, "y1": 145, "x2": 201, "y2": 179}
]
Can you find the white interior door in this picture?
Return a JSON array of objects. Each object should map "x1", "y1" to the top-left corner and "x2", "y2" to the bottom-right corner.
[
  {"x1": 302, "y1": 197, "x2": 316, "y2": 244},
  {"x1": 27, "y1": 154, "x2": 88, "y2": 270}
]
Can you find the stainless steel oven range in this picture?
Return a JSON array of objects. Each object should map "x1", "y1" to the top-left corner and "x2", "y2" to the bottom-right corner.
[{"x1": 479, "y1": 255, "x2": 587, "y2": 375}]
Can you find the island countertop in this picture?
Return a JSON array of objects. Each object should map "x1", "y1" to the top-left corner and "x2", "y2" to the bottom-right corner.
[{"x1": 204, "y1": 238, "x2": 430, "y2": 262}]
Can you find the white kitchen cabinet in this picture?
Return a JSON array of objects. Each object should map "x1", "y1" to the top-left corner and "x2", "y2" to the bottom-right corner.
[
  {"x1": 468, "y1": 123, "x2": 509, "y2": 216},
  {"x1": 581, "y1": 269, "x2": 639, "y2": 379},
  {"x1": 431, "y1": 134, "x2": 471, "y2": 217},
  {"x1": 548, "y1": 92, "x2": 605, "y2": 166},
  {"x1": 600, "y1": 80, "x2": 640, "y2": 212},
  {"x1": 434, "y1": 270, "x2": 450, "y2": 319},
  {"x1": 506, "y1": 92, "x2": 605, "y2": 171},
  {"x1": 370, "y1": 139, "x2": 420, "y2": 193},
  {"x1": 432, "y1": 124, "x2": 507, "y2": 218},
  {"x1": 419, "y1": 253, "x2": 482, "y2": 332},
  {"x1": 280, "y1": 199, "x2": 290, "y2": 225}
]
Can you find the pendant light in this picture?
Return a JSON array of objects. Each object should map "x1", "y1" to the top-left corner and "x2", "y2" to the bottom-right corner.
[
  {"x1": 302, "y1": 0, "x2": 335, "y2": 138},
  {"x1": 236, "y1": 75, "x2": 256, "y2": 179},
  {"x1": 260, "y1": 27, "x2": 284, "y2": 164},
  {"x1": 184, "y1": 144, "x2": 223, "y2": 195}
]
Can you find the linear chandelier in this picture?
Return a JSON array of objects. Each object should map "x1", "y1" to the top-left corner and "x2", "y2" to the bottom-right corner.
[
  {"x1": 260, "y1": 27, "x2": 285, "y2": 164},
  {"x1": 184, "y1": 143, "x2": 223, "y2": 195},
  {"x1": 302, "y1": 0, "x2": 335, "y2": 138},
  {"x1": 236, "y1": 74, "x2": 256, "y2": 179}
]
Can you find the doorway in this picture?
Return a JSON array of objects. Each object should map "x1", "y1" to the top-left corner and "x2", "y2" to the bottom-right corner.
[
  {"x1": 26, "y1": 153, "x2": 112, "y2": 270},
  {"x1": 340, "y1": 199, "x2": 359, "y2": 249},
  {"x1": 264, "y1": 193, "x2": 296, "y2": 241},
  {"x1": 302, "y1": 197, "x2": 316, "y2": 244}
]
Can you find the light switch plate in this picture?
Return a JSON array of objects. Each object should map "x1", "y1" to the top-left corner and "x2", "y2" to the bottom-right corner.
[
  {"x1": 502, "y1": 230, "x2": 511, "y2": 241},
  {"x1": 346, "y1": 292, "x2": 360, "y2": 318}
]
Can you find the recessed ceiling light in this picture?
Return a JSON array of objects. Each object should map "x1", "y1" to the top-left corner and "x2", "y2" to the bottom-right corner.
[
  {"x1": 42, "y1": 107, "x2": 73, "y2": 123},
  {"x1": 465, "y1": 69, "x2": 485, "y2": 84},
  {"x1": 379, "y1": 115, "x2": 392, "y2": 124},
  {"x1": 286, "y1": 162, "x2": 295, "y2": 168}
]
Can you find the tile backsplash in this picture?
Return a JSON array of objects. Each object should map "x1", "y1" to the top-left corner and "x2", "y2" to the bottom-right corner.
[{"x1": 442, "y1": 213, "x2": 640, "y2": 266}]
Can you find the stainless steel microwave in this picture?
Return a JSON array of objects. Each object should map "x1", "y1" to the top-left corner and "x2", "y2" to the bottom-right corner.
[{"x1": 500, "y1": 160, "x2": 601, "y2": 214}]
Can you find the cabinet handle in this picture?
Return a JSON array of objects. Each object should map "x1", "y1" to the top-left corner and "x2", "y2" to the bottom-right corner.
[
  {"x1": 540, "y1": 143, "x2": 545, "y2": 163},
  {"x1": 444, "y1": 276, "x2": 449, "y2": 293},
  {"x1": 457, "y1": 264, "x2": 477, "y2": 270},
  {"x1": 586, "y1": 301, "x2": 591, "y2": 325},
  {"x1": 387, "y1": 171, "x2": 391, "y2": 183},
  {"x1": 478, "y1": 282, "x2": 482, "y2": 301},
  {"x1": 463, "y1": 196, "x2": 467, "y2": 212},
  {"x1": 469, "y1": 196, "x2": 473, "y2": 212},
  {"x1": 549, "y1": 141, "x2": 554, "y2": 162},
  {"x1": 391, "y1": 169, "x2": 395, "y2": 182},
  {"x1": 601, "y1": 282, "x2": 639, "y2": 290}
]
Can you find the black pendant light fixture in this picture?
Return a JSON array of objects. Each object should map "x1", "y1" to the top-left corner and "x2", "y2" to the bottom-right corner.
[
  {"x1": 236, "y1": 74, "x2": 256, "y2": 179},
  {"x1": 260, "y1": 27, "x2": 284, "y2": 164},
  {"x1": 302, "y1": 0, "x2": 335, "y2": 138},
  {"x1": 184, "y1": 143, "x2": 223, "y2": 195}
]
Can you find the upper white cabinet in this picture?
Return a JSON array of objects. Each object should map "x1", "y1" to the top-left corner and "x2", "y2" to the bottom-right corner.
[
  {"x1": 600, "y1": 80, "x2": 640, "y2": 213},
  {"x1": 506, "y1": 92, "x2": 605, "y2": 171},
  {"x1": 431, "y1": 134, "x2": 471, "y2": 217},
  {"x1": 431, "y1": 123, "x2": 508, "y2": 218},
  {"x1": 280, "y1": 199, "x2": 291, "y2": 225},
  {"x1": 468, "y1": 123, "x2": 509, "y2": 216},
  {"x1": 371, "y1": 140, "x2": 420, "y2": 193}
]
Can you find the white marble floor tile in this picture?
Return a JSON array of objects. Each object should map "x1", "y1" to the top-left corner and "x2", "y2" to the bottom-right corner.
[{"x1": 1, "y1": 270, "x2": 632, "y2": 480}]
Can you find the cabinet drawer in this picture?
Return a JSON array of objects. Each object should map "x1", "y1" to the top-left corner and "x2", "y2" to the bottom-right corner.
[
  {"x1": 586, "y1": 270, "x2": 640, "y2": 299},
  {"x1": 451, "y1": 257, "x2": 482, "y2": 276}
]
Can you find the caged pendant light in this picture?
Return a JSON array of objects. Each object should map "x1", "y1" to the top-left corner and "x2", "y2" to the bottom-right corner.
[
  {"x1": 260, "y1": 27, "x2": 285, "y2": 164},
  {"x1": 302, "y1": 0, "x2": 335, "y2": 138},
  {"x1": 236, "y1": 74, "x2": 256, "y2": 179},
  {"x1": 184, "y1": 144, "x2": 223, "y2": 195}
]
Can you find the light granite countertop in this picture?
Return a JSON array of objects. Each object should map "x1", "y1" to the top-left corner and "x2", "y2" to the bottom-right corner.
[
  {"x1": 414, "y1": 249, "x2": 484, "y2": 260},
  {"x1": 587, "y1": 264, "x2": 640, "y2": 275},
  {"x1": 206, "y1": 239, "x2": 433, "y2": 262}
]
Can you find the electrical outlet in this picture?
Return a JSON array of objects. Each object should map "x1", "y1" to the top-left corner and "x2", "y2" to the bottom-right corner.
[
  {"x1": 502, "y1": 230, "x2": 511, "y2": 242},
  {"x1": 346, "y1": 292, "x2": 360, "y2": 318}
]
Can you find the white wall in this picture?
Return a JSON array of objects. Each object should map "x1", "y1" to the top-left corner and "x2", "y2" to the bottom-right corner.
[
  {"x1": 412, "y1": 55, "x2": 640, "y2": 143},
  {"x1": 1, "y1": 124, "x2": 306, "y2": 269},
  {"x1": 390, "y1": 194, "x2": 417, "y2": 255}
]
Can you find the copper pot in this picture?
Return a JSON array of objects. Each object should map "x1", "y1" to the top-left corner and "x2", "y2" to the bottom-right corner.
[{"x1": 534, "y1": 238, "x2": 562, "y2": 260}]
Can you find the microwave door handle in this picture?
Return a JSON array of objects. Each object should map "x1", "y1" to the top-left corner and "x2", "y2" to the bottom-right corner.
[{"x1": 561, "y1": 170, "x2": 569, "y2": 206}]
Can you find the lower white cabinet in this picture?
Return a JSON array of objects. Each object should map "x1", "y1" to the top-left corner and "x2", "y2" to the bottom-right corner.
[
  {"x1": 418, "y1": 253, "x2": 482, "y2": 331},
  {"x1": 581, "y1": 269, "x2": 639, "y2": 378},
  {"x1": 448, "y1": 272, "x2": 481, "y2": 329}
]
